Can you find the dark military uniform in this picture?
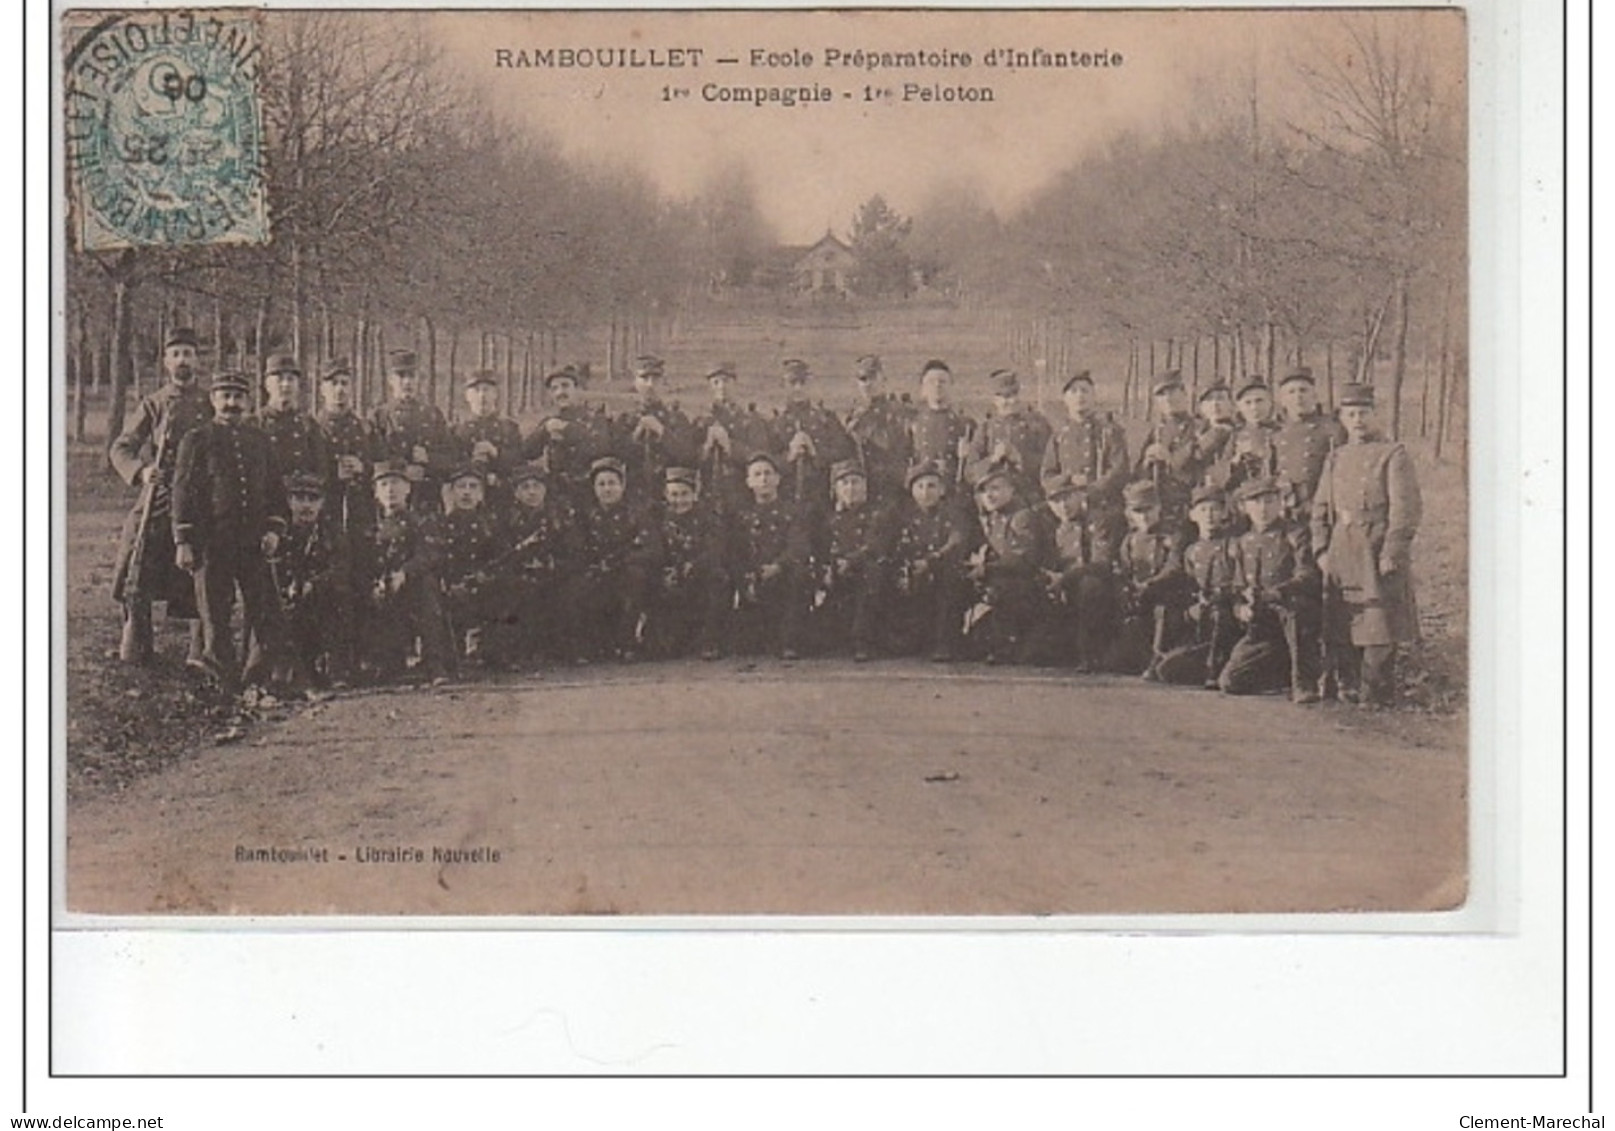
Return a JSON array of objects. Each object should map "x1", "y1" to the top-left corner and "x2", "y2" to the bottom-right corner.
[
  {"x1": 844, "y1": 392, "x2": 913, "y2": 503},
  {"x1": 1274, "y1": 410, "x2": 1347, "y2": 520},
  {"x1": 317, "y1": 407, "x2": 378, "y2": 533},
  {"x1": 971, "y1": 372, "x2": 1053, "y2": 503},
  {"x1": 566, "y1": 486, "x2": 656, "y2": 662},
  {"x1": 1040, "y1": 410, "x2": 1130, "y2": 511},
  {"x1": 1023, "y1": 492, "x2": 1118, "y2": 670},
  {"x1": 960, "y1": 493, "x2": 1041, "y2": 663},
  {"x1": 357, "y1": 482, "x2": 454, "y2": 683},
  {"x1": 435, "y1": 498, "x2": 503, "y2": 662},
  {"x1": 453, "y1": 413, "x2": 525, "y2": 513},
  {"x1": 1310, "y1": 401, "x2": 1422, "y2": 704},
  {"x1": 693, "y1": 397, "x2": 772, "y2": 514},
  {"x1": 1211, "y1": 419, "x2": 1280, "y2": 499},
  {"x1": 1135, "y1": 410, "x2": 1203, "y2": 520},
  {"x1": 813, "y1": 463, "x2": 886, "y2": 658},
  {"x1": 525, "y1": 403, "x2": 608, "y2": 509},
  {"x1": 881, "y1": 470, "x2": 970, "y2": 660},
  {"x1": 170, "y1": 385, "x2": 288, "y2": 689},
  {"x1": 644, "y1": 488, "x2": 730, "y2": 660},
  {"x1": 482, "y1": 477, "x2": 578, "y2": 667},
  {"x1": 1113, "y1": 482, "x2": 1192, "y2": 677},
  {"x1": 370, "y1": 397, "x2": 453, "y2": 513},
  {"x1": 110, "y1": 377, "x2": 214, "y2": 651},
  {"x1": 1155, "y1": 498, "x2": 1242, "y2": 688},
  {"x1": 615, "y1": 396, "x2": 698, "y2": 500},
  {"x1": 907, "y1": 404, "x2": 974, "y2": 491},
  {"x1": 256, "y1": 404, "x2": 329, "y2": 484},
  {"x1": 773, "y1": 399, "x2": 855, "y2": 508},
  {"x1": 1220, "y1": 479, "x2": 1322, "y2": 699},
  {"x1": 274, "y1": 499, "x2": 354, "y2": 689},
  {"x1": 726, "y1": 490, "x2": 811, "y2": 658}
]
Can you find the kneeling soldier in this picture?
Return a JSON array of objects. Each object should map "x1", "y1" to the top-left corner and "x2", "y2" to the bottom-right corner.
[
  {"x1": 274, "y1": 471, "x2": 354, "y2": 690},
  {"x1": 437, "y1": 465, "x2": 503, "y2": 665},
  {"x1": 1220, "y1": 476, "x2": 1322, "y2": 702},
  {"x1": 359, "y1": 460, "x2": 454, "y2": 684},
  {"x1": 728, "y1": 451, "x2": 811, "y2": 659},
  {"x1": 482, "y1": 464, "x2": 577, "y2": 668},
  {"x1": 883, "y1": 460, "x2": 970, "y2": 661},
  {"x1": 567, "y1": 457, "x2": 656, "y2": 662},
  {"x1": 1156, "y1": 484, "x2": 1242, "y2": 688},
  {"x1": 1024, "y1": 476, "x2": 1116, "y2": 671},
  {"x1": 961, "y1": 459, "x2": 1040, "y2": 664},
  {"x1": 645, "y1": 467, "x2": 729, "y2": 660},
  {"x1": 816, "y1": 458, "x2": 884, "y2": 660},
  {"x1": 1113, "y1": 479, "x2": 1193, "y2": 679}
]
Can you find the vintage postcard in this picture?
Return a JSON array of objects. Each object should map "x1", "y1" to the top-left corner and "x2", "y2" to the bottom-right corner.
[{"x1": 57, "y1": 6, "x2": 1470, "y2": 919}]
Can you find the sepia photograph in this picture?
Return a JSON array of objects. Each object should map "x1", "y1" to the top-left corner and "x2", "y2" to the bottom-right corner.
[{"x1": 58, "y1": 6, "x2": 1470, "y2": 918}]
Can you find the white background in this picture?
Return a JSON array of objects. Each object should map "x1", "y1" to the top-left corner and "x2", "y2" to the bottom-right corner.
[{"x1": 13, "y1": 0, "x2": 1590, "y2": 1125}]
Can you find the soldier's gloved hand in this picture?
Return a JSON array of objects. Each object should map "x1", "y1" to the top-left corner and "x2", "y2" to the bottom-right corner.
[
  {"x1": 405, "y1": 463, "x2": 426, "y2": 482},
  {"x1": 912, "y1": 557, "x2": 932, "y2": 579},
  {"x1": 707, "y1": 424, "x2": 730, "y2": 452},
  {"x1": 639, "y1": 415, "x2": 665, "y2": 439},
  {"x1": 788, "y1": 431, "x2": 813, "y2": 460},
  {"x1": 473, "y1": 440, "x2": 498, "y2": 461},
  {"x1": 758, "y1": 563, "x2": 782, "y2": 582},
  {"x1": 139, "y1": 464, "x2": 159, "y2": 486},
  {"x1": 1314, "y1": 551, "x2": 1330, "y2": 576},
  {"x1": 1378, "y1": 553, "x2": 1401, "y2": 578},
  {"x1": 175, "y1": 544, "x2": 196, "y2": 572},
  {"x1": 1145, "y1": 443, "x2": 1168, "y2": 463},
  {"x1": 387, "y1": 569, "x2": 407, "y2": 593},
  {"x1": 1234, "y1": 601, "x2": 1254, "y2": 624},
  {"x1": 544, "y1": 418, "x2": 568, "y2": 437},
  {"x1": 260, "y1": 531, "x2": 280, "y2": 558}
]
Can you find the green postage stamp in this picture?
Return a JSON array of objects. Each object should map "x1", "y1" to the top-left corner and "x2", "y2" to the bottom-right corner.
[{"x1": 64, "y1": 9, "x2": 268, "y2": 250}]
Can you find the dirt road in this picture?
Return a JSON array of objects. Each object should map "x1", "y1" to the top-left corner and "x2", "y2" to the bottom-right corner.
[{"x1": 64, "y1": 662, "x2": 1466, "y2": 916}]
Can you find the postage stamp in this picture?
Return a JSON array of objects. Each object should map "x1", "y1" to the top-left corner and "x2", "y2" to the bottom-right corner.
[{"x1": 64, "y1": 9, "x2": 267, "y2": 250}]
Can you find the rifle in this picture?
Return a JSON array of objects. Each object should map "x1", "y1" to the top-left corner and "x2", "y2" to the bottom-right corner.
[{"x1": 123, "y1": 409, "x2": 176, "y2": 605}]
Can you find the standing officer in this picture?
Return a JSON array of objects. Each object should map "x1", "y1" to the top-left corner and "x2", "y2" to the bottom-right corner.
[
  {"x1": 316, "y1": 357, "x2": 376, "y2": 537},
  {"x1": 525, "y1": 364, "x2": 607, "y2": 510},
  {"x1": 1135, "y1": 371, "x2": 1203, "y2": 524},
  {"x1": 616, "y1": 355, "x2": 696, "y2": 499},
  {"x1": 1273, "y1": 367, "x2": 1347, "y2": 521},
  {"x1": 969, "y1": 368, "x2": 1052, "y2": 503},
  {"x1": 170, "y1": 371, "x2": 288, "y2": 693},
  {"x1": 727, "y1": 451, "x2": 812, "y2": 659},
  {"x1": 906, "y1": 359, "x2": 975, "y2": 495},
  {"x1": 693, "y1": 363, "x2": 772, "y2": 515},
  {"x1": 1310, "y1": 383, "x2": 1423, "y2": 706},
  {"x1": 256, "y1": 353, "x2": 328, "y2": 482},
  {"x1": 1220, "y1": 476, "x2": 1322, "y2": 703},
  {"x1": 1040, "y1": 370, "x2": 1131, "y2": 530},
  {"x1": 273, "y1": 470, "x2": 354, "y2": 690},
  {"x1": 369, "y1": 349, "x2": 453, "y2": 513},
  {"x1": 110, "y1": 327, "x2": 214, "y2": 665},
  {"x1": 1192, "y1": 383, "x2": 1238, "y2": 477},
  {"x1": 817, "y1": 458, "x2": 885, "y2": 660},
  {"x1": 453, "y1": 370, "x2": 525, "y2": 517},
  {"x1": 844, "y1": 354, "x2": 912, "y2": 503},
  {"x1": 1210, "y1": 378, "x2": 1280, "y2": 500},
  {"x1": 773, "y1": 358, "x2": 854, "y2": 510}
]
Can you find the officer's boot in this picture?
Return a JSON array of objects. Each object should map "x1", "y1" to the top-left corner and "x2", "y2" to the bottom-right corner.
[{"x1": 118, "y1": 601, "x2": 154, "y2": 664}]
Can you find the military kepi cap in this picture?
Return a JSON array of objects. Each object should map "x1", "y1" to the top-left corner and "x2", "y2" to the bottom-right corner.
[
  {"x1": 968, "y1": 458, "x2": 1015, "y2": 492},
  {"x1": 1235, "y1": 476, "x2": 1283, "y2": 502},
  {"x1": 447, "y1": 463, "x2": 486, "y2": 485},
  {"x1": 464, "y1": 369, "x2": 499, "y2": 389},
  {"x1": 285, "y1": 470, "x2": 326, "y2": 497},
  {"x1": 509, "y1": 462, "x2": 548, "y2": 486},
  {"x1": 664, "y1": 466, "x2": 699, "y2": 490},
  {"x1": 632, "y1": 355, "x2": 665, "y2": 379},
  {"x1": 1197, "y1": 382, "x2": 1231, "y2": 404},
  {"x1": 387, "y1": 349, "x2": 419, "y2": 373},
  {"x1": 1061, "y1": 369, "x2": 1094, "y2": 393},
  {"x1": 1279, "y1": 367, "x2": 1316, "y2": 387},
  {"x1": 830, "y1": 458, "x2": 866, "y2": 484},
  {"x1": 1151, "y1": 370, "x2": 1184, "y2": 396},
  {"x1": 209, "y1": 371, "x2": 251, "y2": 395},
  {"x1": 990, "y1": 369, "x2": 1020, "y2": 396},
  {"x1": 372, "y1": 458, "x2": 411, "y2": 482},
  {"x1": 745, "y1": 450, "x2": 780, "y2": 472},
  {"x1": 164, "y1": 327, "x2": 200, "y2": 350},
  {"x1": 854, "y1": 355, "x2": 882, "y2": 379},
  {"x1": 1338, "y1": 383, "x2": 1376, "y2": 407},
  {"x1": 321, "y1": 357, "x2": 354, "y2": 381},
  {"x1": 1122, "y1": 480, "x2": 1160, "y2": 510},
  {"x1": 544, "y1": 364, "x2": 581, "y2": 388},
  {"x1": 781, "y1": 358, "x2": 810, "y2": 382},
  {"x1": 1190, "y1": 483, "x2": 1227, "y2": 508},
  {"x1": 264, "y1": 353, "x2": 301, "y2": 377},
  {"x1": 905, "y1": 459, "x2": 947, "y2": 489},
  {"x1": 1235, "y1": 378, "x2": 1270, "y2": 400},
  {"x1": 1048, "y1": 473, "x2": 1090, "y2": 500},
  {"x1": 589, "y1": 456, "x2": 627, "y2": 480},
  {"x1": 706, "y1": 363, "x2": 737, "y2": 382}
]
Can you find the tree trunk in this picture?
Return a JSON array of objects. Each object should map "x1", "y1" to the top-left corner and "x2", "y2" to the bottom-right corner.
[
  {"x1": 73, "y1": 306, "x2": 89, "y2": 443},
  {"x1": 1387, "y1": 272, "x2": 1411, "y2": 441},
  {"x1": 503, "y1": 331, "x2": 516, "y2": 417},
  {"x1": 423, "y1": 315, "x2": 439, "y2": 417},
  {"x1": 523, "y1": 331, "x2": 536, "y2": 413},
  {"x1": 104, "y1": 273, "x2": 133, "y2": 450},
  {"x1": 352, "y1": 312, "x2": 368, "y2": 417},
  {"x1": 1263, "y1": 321, "x2": 1276, "y2": 382},
  {"x1": 1435, "y1": 283, "x2": 1451, "y2": 462},
  {"x1": 1325, "y1": 340, "x2": 1335, "y2": 411},
  {"x1": 447, "y1": 328, "x2": 460, "y2": 424},
  {"x1": 253, "y1": 296, "x2": 270, "y2": 414},
  {"x1": 606, "y1": 316, "x2": 618, "y2": 384},
  {"x1": 1419, "y1": 341, "x2": 1431, "y2": 438},
  {"x1": 1190, "y1": 337, "x2": 1201, "y2": 401}
]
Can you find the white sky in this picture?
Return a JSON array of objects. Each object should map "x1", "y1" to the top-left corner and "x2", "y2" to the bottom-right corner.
[{"x1": 430, "y1": 9, "x2": 1465, "y2": 244}]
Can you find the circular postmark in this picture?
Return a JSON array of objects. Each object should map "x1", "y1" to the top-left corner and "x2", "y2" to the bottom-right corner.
[{"x1": 65, "y1": 12, "x2": 268, "y2": 249}]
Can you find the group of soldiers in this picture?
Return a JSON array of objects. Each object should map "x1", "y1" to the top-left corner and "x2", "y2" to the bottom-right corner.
[{"x1": 109, "y1": 329, "x2": 1423, "y2": 706}]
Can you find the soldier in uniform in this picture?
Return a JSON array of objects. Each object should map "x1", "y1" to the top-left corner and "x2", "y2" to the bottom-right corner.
[
  {"x1": 1024, "y1": 476, "x2": 1117, "y2": 671},
  {"x1": 1192, "y1": 383, "x2": 1238, "y2": 477},
  {"x1": 882, "y1": 460, "x2": 970, "y2": 662},
  {"x1": 110, "y1": 327, "x2": 214, "y2": 665},
  {"x1": 969, "y1": 368, "x2": 1053, "y2": 503},
  {"x1": 272, "y1": 470, "x2": 354, "y2": 690},
  {"x1": 453, "y1": 370, "x2": 525, "y2": 518},
  {"x1": 1210, "y1": 378, "x2": 1280, "y2": 501},
  {"x1": 693, "y1": 363, "x2": 771, "y2": 516},
  {"x1": 843, "y1": 354, "x2": 912, "y2": 504},
  {"x1": 772, "y1": 358, "x2": 854, "y2": 511},
  {"x1": 170, "y1": 371, "x2": 288, "y2": 693},
  {"x1": 482, "y1": 464, "x2": 578, "y2": 669},
  {"x1": 1273, "y1": 367, "x2": 1347, "y2": 521},
  {"x1": 526, "y1": 364, "x2": 607, "y2": 510},
  {"x1": 1113, "y1": 479, "x2": 1192, "y2": 680},
  {"x1": 960, "y1": 460, "x2": 1041, "y2": 664},
  {"x1": 1220, "y1": 476, "x2": 1323, "y2": 703},
  {"x1": 567, "y1": 457, "x2": 656, "y2": 662},
  {"x1": 1310, "y1": 383, "x2": 1423, "y2": 707},
  {"x1": 644, "y1": 467, "x2": 729, "y2": 660},
  {"x1": 617, "y1": 355, "x2": 697, "y2": 499},
  {"x1": 1135, "y1": 371, "x2": 1203, "y2": 524},
  {"x1": 369, "y1": 349, "x2": 453, "y2": 514},
  {"x1": 1039, "y1": 370, "x2": 1131, "y2": 534},
  {"x1": 815, "y1": 458, "x2": 885, "y2": 661},
  {"x1": 906, "y1": 359, "x2": 975, "y2": 497},
  {"x1": 727, "y1": 451, "x2": 812, "y2": 659},
  {"x1": 256, "y1": 354, "x2": 328, "y2": 482},
  {"x1": 358, "y1": 460, "x2": 454, "y2": 685},
  {"x1": 1155, "y1": 484, "x2": 1242, "y2": 689},
  {"x1": 435, "y1": 465, "x2": 503, "y2": 665},
  {"x1": 316, "y1": 357, "x2": 377, "y2": 538}
]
